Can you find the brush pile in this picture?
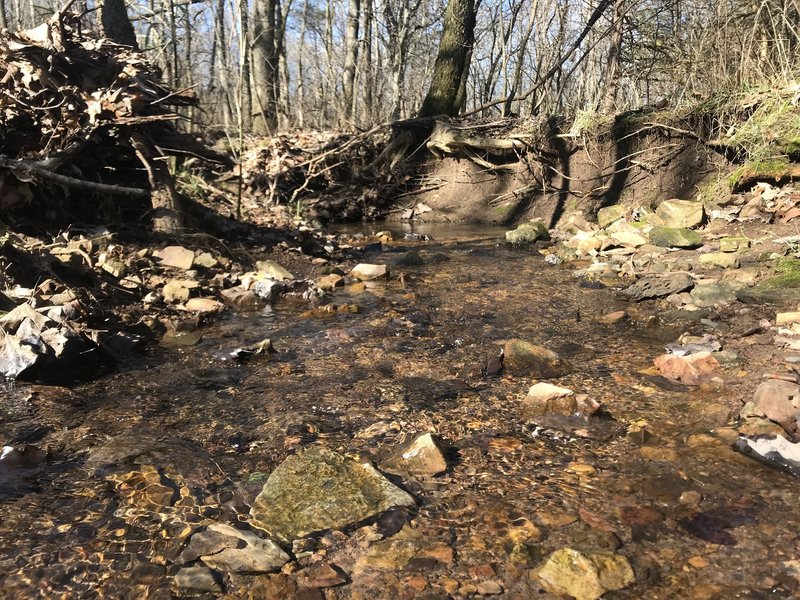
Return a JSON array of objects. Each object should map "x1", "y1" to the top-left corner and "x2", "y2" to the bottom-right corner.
[{"x1": 0, "y1": 3, "x2": 229, "y2": 230}]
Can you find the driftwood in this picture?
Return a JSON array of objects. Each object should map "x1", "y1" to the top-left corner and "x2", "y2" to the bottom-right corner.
[{"x1": 0, "y1": 2, "x2": 231, "y2": 232}]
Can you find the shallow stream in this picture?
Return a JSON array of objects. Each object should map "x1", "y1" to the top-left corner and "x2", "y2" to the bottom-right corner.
[{"x1": 0, "y1": 225, "x2": 797, "y2": 598}]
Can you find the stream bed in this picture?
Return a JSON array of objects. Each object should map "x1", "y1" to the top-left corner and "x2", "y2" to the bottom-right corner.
[{"x1": 0, "y1": 225, "x2": 797, "y2": 599}]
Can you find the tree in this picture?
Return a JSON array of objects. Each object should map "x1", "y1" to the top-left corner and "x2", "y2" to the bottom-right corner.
[
  {"x1": 418, "y1": 0, "x2": 477, "y2": 118},
  {"x1": 251, "y1": 0, "x2": 280, "y2": 133},
  {"x1": 101, "y1": 0, "x2": 138, "y2": 48}
]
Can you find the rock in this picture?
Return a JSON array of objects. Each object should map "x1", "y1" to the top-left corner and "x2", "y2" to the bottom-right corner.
[
  {"x1": 648, "y1": 226, "x2": 703, "y2": 248},
  {"x1": 655, "y1": 199, "x2": 704, "y2": 229},
  {"x1": 476, "y1": 580, "x2": 504, "y2": 595},
  {"x1": 776, "y1": 312, "x2": 800, "y2": 325},
  {"x1": 220, "y1": 287, "x2": 262, "y2": 311},
  {"x1": 253, "y1": 278, "x2": 285, "y2": 301},
  {"x1": 689, "y1": 282, "x2": 743, "y2": 307},
  {"x1": 503, "y1": 339, "x2": 571, "y2": 378},
  {"x1": 699, "y1": 252, "x2": 739, "y2": 269},
  {"x1": 180, "y1": 523, "x2": 289, "y2": 574},
  {"x1": 653, "y1": 351, "x2": 720, "y2": 385},
  {"x1": 522, "y1": 384, "x2": 600, "y2": 420},
  {"x1": 596, "y1": 310, "x2": 627, "y2": 325},
  {"x1": 719, "y1": 237, "x2": 750, "y2": 252},
  {"x1": 623, "y1": 273, "x2": 694, "y2": 301},
  {"x1": 250, "y1": 445, "x2": 415, "y2": 541},
  {"x1": 161, "y1": 330, "x2": 203, "y2": 347},
  {"x1": 352, "y1": 525, "x2": 453, "y2": 575},
  {"x1": 154, "y1": 246, "x2": 194, "y2": 270},
  {"x1": 174, "y1": 566, "x2": 224, "y2": 593},
  {"x1": 162, "y1": 279, "x2": 198, "y2": 304},
  {"x1": 388, "y1": 250, "x2": 424, "y2": 267},
  {"x1": 505, "y1": 220, "x2": 550, "y2": 244},
  {"x1": 256, "y1": 260, "x2": 295, "y2": 281},
  {"x1": 608, "y1": 231, "x2": 647, "y2": 248},
  {"x1": 597, "y1": 205, "x2": 627, "y2": 229},
  {"x1": 184, "y1": 298, "x2": 225, "y2": 314},
  {"x1": 752, "y1": 379, "x2": 800, "y2": 430},
  {"x1": 194, "y1": 252, "x2": 218, "y2": 269},
  {"x1": 317, "y1": 273, "x2": 344, "y2": 291},
  {"x1": 735, "y1": 435, "x2": 800, "y2": 478},
  {"x1": 535, "y1": 548, "x2": 635, "y2": 600},
  {"x1": 297, "y1": 563, "x2": 347, "y2": 588},
  {"x1": 383, "y1": 433, "x2": 447, "y2": 477},
  {"x1": 737, "y1": 282, "x2": 800, "y2": 305},
  {"x1": 350, "y1": 264, "x2": 389, "y2": 281}
]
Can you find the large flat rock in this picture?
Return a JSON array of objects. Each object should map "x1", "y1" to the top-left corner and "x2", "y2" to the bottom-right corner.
[{"x1": 250, "y1": 446, "x2": 415, "y2": 542}]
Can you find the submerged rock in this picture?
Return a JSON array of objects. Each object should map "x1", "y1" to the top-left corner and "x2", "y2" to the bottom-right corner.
[
  {"x1": 521, "y1": 384, "x2": 600, "y2": 420},
  {"x1": 180, "y1": 523, "x2": 289, "y2": 574},
  {"x1": 735, "y1": 435, "x2": 800, "y2": 478},
  {"x1": 383, "y1": 433, "x2": 447, "y2": 477},
  {"x1": 653, "y1": 351, "x2": 720, "y2": 386},
  {"x1": 174, "y1": 566, "x2": 224, "y2": 593},
  {"x1": 535, "y1": 548, "x2": 635, "y2": 600},
  {"x1": 250, "y1": 445, "x2": 415, "y2": 541},
  {"x1": 503, "y1": 339, "x2": 571, "y2": 378}
]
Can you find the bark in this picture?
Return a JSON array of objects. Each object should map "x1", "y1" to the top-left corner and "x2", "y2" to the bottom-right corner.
[
  {"x1": 342, "y1": 0, "x2": 361, "y2": 124},
  {"x1": 418, "y1": 0, "x2": 477, "y2": 118},
  {"x1": 251, "y1": 0, "x2": 279, "y2": 134},
  {"x1": 239, "y1": 0, "x2": 252, "y2": 130},
  {"x1": 0, "y1": 0, "x2": 8, "y2": 30},
  {"x1": 601, "y1": 0, "x2": 625, "y2": 113},
  {"x1": 101, "y1": 0, "x2": 138, "y2": 48},
  {"x1": 129, "y1": 133, "x2": 182, "y2": 234}
]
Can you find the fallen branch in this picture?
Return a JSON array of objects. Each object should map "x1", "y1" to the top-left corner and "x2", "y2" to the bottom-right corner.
[{"x1": 0, "y1": 156, "x2": 149, "y2": 198}]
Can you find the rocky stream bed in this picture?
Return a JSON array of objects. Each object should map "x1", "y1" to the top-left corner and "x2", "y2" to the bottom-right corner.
[{"x1": 3, "y1": 187, "x2": 800, "y2": 598}]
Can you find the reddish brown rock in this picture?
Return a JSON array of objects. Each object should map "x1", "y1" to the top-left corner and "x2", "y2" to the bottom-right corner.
[
  {"x1": 503, "y1": 339, "x2": 571, "y2": 378},
  {"x1": 753, "y1": 379, "x2": 800, "y2": 430},
  {"x1": 653, "y1": 351, "x2": 720, "y2": 385}
]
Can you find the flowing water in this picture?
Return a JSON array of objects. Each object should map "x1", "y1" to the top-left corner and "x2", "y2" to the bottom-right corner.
[{"x1": 0, "y1": 225, "x2": 797, "y2": 598}]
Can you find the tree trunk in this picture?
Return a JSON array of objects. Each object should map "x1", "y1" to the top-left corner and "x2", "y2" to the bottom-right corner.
[
  {"x1": 342, "y1": 0, "x2": 361, "y2": 124},
  {"x1": 129, "y1": 133, "x2": 182, "y2": 234},
  {"x1": 251, "y1": 0, "x2": 279, "y2": 134},
  {"x1": 100, "y1": 0, "x2": 138, "y2": 48},
  {"x1": 601, "y1": 0, "x2": 625, "y2": 113},
  {"x1": 238, "y1": 0, "x2": 252, "y2": 131},
  {"x1": 418, "y1": 0, "x2": 476, "y2": 118}
]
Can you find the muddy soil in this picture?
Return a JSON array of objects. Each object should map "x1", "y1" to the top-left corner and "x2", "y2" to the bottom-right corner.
[{"x1": 0, "y1": 222, "x2": 796, "y2": 599}]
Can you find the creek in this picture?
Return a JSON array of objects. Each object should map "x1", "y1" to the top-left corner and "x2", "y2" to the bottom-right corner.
[{"x1": 0, "y1": 224, "x2": 796, "y2": 598}]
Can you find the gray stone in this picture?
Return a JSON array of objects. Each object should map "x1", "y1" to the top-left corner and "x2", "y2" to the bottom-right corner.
[
  {"x1": 597, "y1": 205, "x2": 627, "y2": 229},
  {"x1": 174, "y1": 566, "x2": 223, "y2": 593},
  {"x1": 505, "y1": 220, "x2": 550, "y2": 245},
  {"x1": 648, "y1": 226, "x2": 703, "y2": 248},
  {"x1": 623, "y1": 273, "x2": 694, "y2": 301},
  {"x1": 250, "y1": 445, "x2": 415, "y2": 542},
  {"x1": 503, "y1": 339, "x2": 572, "y2": 378},
  {"x1": 655, "y1": 199, "x2": 704, "y2": 229},
  {"x1": 689, "y1": 282, "x2": 743, "y2": 307},
  {"x1": 521, "y1": 384, "x2": 601, "y2": 420}
]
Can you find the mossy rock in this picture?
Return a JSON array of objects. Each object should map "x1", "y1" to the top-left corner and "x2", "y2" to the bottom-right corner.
[
  {"x1": 737, "y1": 258, "x2": 800, "y2": 305},
  {"x1": 505, "y1": 220, "x2": 550, "y2": 245},
  {"x1": 649, "y1": 226, "x2": 702, "y2": 248}
]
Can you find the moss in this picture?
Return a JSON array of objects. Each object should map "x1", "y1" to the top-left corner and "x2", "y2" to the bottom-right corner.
[{"x1": 727, "y1": 158, "x2": 791, "y2": 190}]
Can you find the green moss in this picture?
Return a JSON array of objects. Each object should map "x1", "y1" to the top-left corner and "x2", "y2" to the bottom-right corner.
[{"x1": 727, "y1": 158, "x2": 791, "y2": 190}]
